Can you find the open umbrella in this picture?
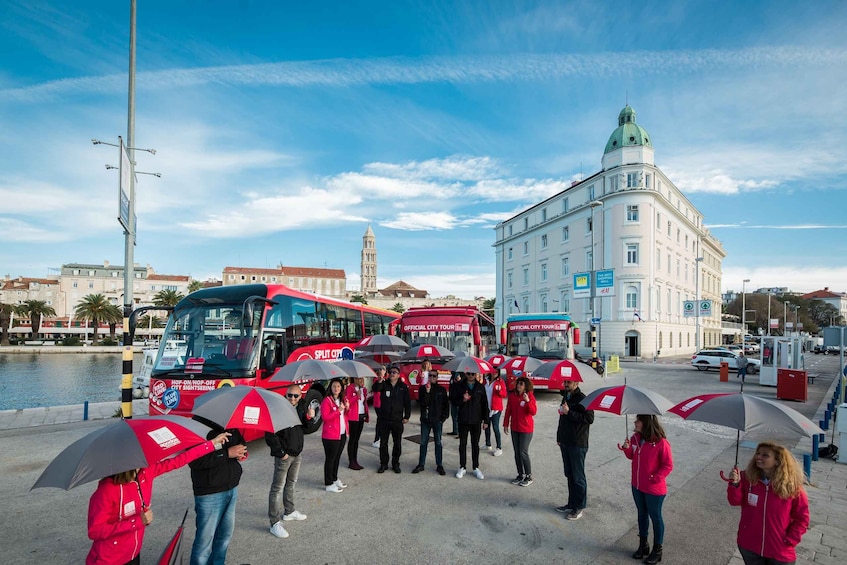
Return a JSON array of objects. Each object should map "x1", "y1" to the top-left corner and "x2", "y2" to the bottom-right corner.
[
  {"x1": 501, "y1": 356, "x2": 545, "y2": 389},
  {"x1": 32, "y1": 416, "x2": 213, "y2": 490},
  {"x1": 484, "y1": 354, "x2": 512, "y2": 368},
  {"x1": 157, "y1": 508, "x2": 190, "y2": 565},
  {"x1": 451, "y1": 350, "x2": 469, "y2": 358},
  {"x1": 401, "y1": 344, "x2": 455, "y2": 360},
  {"x1": 668, "y1": 393, "x2": 825, "y2": 480},
  {"x1": 580, "y1": 385, "x2": 674, "y2": 437},
  {"x1": 354, "y1": 356, "x2": 388, "y2": 370},
  {"x1": 531, "y1": 359, "x2": 590, "y2": 383},
  {"x1": 192, "y1": 386, "x2": 300, "y2": 433},
  {"x1": 355, "y1": 335, "x2": 409, "y2": 354},
  {"x1": 267, "y1": 359, "x2": 349, "y2": 383},
  {"x1": 441, "y1": 355, "x2": 494, "y2": 374},
  {"x1": 333, "y1": 359, "x2": 378, "y2": 379}
]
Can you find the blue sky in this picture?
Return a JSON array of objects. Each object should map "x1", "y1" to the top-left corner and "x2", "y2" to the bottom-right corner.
[{"x1": 2, "y1": 0, "x2": 847, "y2": 299}]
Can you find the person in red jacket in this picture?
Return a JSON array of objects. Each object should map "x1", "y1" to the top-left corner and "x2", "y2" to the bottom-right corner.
[
  {"x1": 321, "y1": 378, "x2": 349, "y2": 493},
  {"x1": 345, "y1": 375, "x2": 370, "y2": 471},
  {"x1": 503, "y1": 376, "x2": 537, "y2": 487},
  {"x1": 86, "y1": 431, "x2": 230, "y2": 565},
  {"x1": 728, "y1": 441, "x2": 810, "y2": 565},
  {"x1": 484, "y1": 370, "x2": 508, "y2": 456},
  {"x1": 620, "y1": 414, "x2": 674, "y2": 563}
]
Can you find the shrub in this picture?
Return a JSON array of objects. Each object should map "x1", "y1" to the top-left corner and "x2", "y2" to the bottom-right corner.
[
  {"x1": 61, "y1": 336, "x2": 82, "y2": 346},
  {"x1": 100, "y1": 337, "x2": 118, "y2": 346}
]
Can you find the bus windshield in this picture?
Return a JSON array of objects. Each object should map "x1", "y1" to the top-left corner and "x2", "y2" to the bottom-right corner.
[
  {"x1": 406, "y1": 330, "x2": 474, "y2": 354},
  {"x1": 508, "y1": 330, "x2": 570, "y2": 360}
]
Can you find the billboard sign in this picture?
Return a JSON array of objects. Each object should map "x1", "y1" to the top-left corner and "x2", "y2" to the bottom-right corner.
[
  {"x1": 573, "y1": 272, "x2": 591, "y2": 299},
  {"x1": 118, "y1": 137, "x2": 131, "y2": 232},
  {"x1": 596, "y1": 269, "x2": 615, "y2": 296}
]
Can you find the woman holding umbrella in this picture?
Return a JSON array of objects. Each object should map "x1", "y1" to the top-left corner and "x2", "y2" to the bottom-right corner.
[
  {"x1": 619, "y1": 415, "x2": 674, "y2": 563},
  {"x1": 503, "y1": 376, "x2": 537, "y2": 487},
  {"x1": 321, "y1": 378, "x2": 349, "y2": 493},
  {"x1": 86, "y1": 431, "x2": 231, "y2": 565},
  {"x1": 727, "y1": 442, "x2": 809, "y2": 565}
]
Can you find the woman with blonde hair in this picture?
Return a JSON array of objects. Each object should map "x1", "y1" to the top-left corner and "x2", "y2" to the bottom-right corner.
[{"x1": 728, "y1": 441, "x2": 810, "y2": 565}]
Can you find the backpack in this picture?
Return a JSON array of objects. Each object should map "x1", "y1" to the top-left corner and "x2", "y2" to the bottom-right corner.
[{"x1": 818, "y1": 444, "x2": 838, "y2": 460}]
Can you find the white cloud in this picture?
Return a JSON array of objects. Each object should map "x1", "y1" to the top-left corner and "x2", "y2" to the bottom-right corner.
[
  {"x1": 0, "y1": 218, "x2": 62, "y2": 242},
  {"x1": 380, "y1": 212, "x2": 458, "y2": 231},
  {"x1": 722, "y1": 265, "x2": 847, "y2": 295}
]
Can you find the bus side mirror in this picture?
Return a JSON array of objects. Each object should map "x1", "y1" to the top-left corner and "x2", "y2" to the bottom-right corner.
[{"x1": 262, "y1": 340, "x2": 278, "y2": 373}]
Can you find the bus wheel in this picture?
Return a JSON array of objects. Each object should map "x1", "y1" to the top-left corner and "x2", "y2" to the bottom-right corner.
[{"x1": 301, "y1": 388, "x2": 323, "y2": 435}]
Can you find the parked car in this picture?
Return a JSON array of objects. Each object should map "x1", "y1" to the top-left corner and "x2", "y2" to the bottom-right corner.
[
  {"x1": 813, "y1": 345, "x2": 841, "y2": 355},
  {"x1": 691, "y1": 350, "x2": 761, "y2": 374},
  {"x1": 743, "y1": 343, "x2": 759, "y2": 355}
]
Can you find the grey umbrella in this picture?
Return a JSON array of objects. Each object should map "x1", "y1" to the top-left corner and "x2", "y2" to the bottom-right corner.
[
  {"x1": 580, "y1": 385, "x2": 674, "y2": 438},
  {"x1": 192, "y1": 386, "x2": 300, "y2": 433},
  {"x1": 333, "y1": 359, "x2": 378, "y2": 379},
  {"x1": 354, "y1": 356, "x2": 388, "y2": 370},
  {"x1": 267, "y1": 359, "x2": 349, "y2": 383},
  {"x1": 31, "y1": 416, "x2": 214, "y2": 490},
  {"x1": 669, "y1": 392, "x2": 825, "y2": 477},
  {"x1": 441, "y1": 355, "x2": 495, "y2": 374},
  {"x1": 355, "y1": 335, "x2": 409, "y2": 353}
]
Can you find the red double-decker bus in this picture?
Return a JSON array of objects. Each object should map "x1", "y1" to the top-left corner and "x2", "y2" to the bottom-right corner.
[
  {"x1": 393, "y1": 305, "x2": 496, "y2": 398},
  {"x1": 145, "y1": 284, "x2": 399, "y2": 435}
]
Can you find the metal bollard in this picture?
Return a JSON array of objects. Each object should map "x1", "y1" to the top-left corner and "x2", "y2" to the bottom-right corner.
[
  {"x1": 803, "y1": 454, "x2": 811, "y2": 481},
  {"x1": 820, "y1": 418, "x2": 827, "y2": 431},
  {"x1": 83, "y1": 400, "x2": 89, "y2": 421},
  {"x1": 812, "y1": 435, "x2": 819, "y2": 461}
]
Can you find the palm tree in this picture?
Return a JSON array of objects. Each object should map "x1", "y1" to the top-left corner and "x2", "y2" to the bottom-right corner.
[
  {"x1": 0, "y1": 302, "x2": 20, "y2": 346},
  {"x1": 153, "y1": 289, "x2": 185, "y2": 307},
  {"x1": 105, "y1": 304, "x2": 123, "y2": 341},
  {"x1": 74, "y1": 294, "x2": 113, "y2": 342},
  {"x1": 20, "y1": 300, "x2": 56, "y2": 339},
  {"x1": 188, "y1": 279, "x2": 204, "y2": 293},
  {"x1": 391, "y1": 302, "x2": 406, "y2": 313}
]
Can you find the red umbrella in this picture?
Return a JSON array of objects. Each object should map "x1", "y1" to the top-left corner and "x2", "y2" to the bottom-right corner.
[
  {"x1": 192, "y1": 386, "x2": 300, "y2": 433},
  {"x1": 441, "y1": 355, "x2": 494, "y2": 374},
  {"x1": 530, "y1": 359, "x2": 588, "y2": 383},
  {"x1": 579, "y1": 385, "x2": 674, "y2": 437},
  {"x1": 501, "y1": 356, "x2": 545, "y2": 389},
  {"x1": 355, "y1": 335, "x2": 409, "y2": 353},
  {"x1": 401, "y1": 344, "x2": 455, "y2": 360},
  {"x1": 484, "y1": 354, "x2": 512, "y2": 368},
  {"x1": 157, "y1": 508, "x2": 189, "y2": 565}
]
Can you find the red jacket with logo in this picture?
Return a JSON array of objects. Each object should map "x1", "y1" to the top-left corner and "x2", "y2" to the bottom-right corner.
[
  {"x1": 321, "y1": 395, "x2": 347, "y2": 440},
  {"x1": 727, "y1": 471, "x2": 809, "y2": 562},
  {"x1": 503, "y1": 391, "x2": 537, "y2": 433},
  {"x1": 86, "y1": 440, "x2": 217, "y2": 565},
  {"x1": 345, "y1": 384, "x2": 369, "y2": 422},
  {"x1": 622, "y1": 433, "x2": 673, "y2": 496}
]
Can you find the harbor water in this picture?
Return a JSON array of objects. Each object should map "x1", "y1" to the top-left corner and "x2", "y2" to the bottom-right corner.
[{"x1": 0, "y1": 353, "x2": 143, "y2": 411}]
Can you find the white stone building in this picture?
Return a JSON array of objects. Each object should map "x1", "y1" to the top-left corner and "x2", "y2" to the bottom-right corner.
[
  {"x1": 222, "y1": 266, "x2": 346, "y2": 298},
  {"x1": 494, "y1": 106, "x2": 725, "y2": 359}
]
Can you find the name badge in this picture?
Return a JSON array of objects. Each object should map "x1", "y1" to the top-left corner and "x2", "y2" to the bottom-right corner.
[
  {"x1": 747, "y1": 493, "x2": 758, "y2": 507},
  {"x1": 123, "y1": 500, "x2": 137, "y2": 517},
  {"x1": 386, "y1": 391, "x2": 390, "y2": 398}
]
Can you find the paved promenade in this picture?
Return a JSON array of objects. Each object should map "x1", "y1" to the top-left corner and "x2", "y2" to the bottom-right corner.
[{"x1": 0, "y1": 357, "x2": 844, "y2": 564}]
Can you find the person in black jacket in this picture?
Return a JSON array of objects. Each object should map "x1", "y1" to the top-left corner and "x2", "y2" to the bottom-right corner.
[
  {"x1": 265, "y1": 384, "x2": 312, "y2": 539},
  {"x1": 556, "y1": 380, "x2": 595, "y2": 521},
  {"x1": 450, "y1": 371, "x2": 490, "y2": 479},
  {"x1": 372, "y1": 365, "x2": 411, "y2": 473},
  {"x1": 412, "y1": 370, "x2": 450, "y2": 475},
  {"x1": 189, "y1": 427, "x2": 247, "y2": 564}
]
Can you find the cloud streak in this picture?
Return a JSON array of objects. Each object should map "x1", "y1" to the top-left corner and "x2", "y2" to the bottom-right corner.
[{"x1": 4, "y1": 46, "x2": 846, "y2": 102}]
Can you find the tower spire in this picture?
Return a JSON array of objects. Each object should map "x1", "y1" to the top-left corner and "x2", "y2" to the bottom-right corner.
[{"x1": 360, "y1": 224, "x2": 377, "y2": 296}]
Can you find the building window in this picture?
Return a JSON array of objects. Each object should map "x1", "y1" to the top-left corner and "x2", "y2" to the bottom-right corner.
[
  {"x1": 72, "y1": 281, "x2": 78, "y2": 288},
  {"x1": 657, "y1": 285, "x2": 662, "y2": 312},
  {"x1": 88, "y1": 270, "x2": 95, "y2": 276},
  {"x1": 677, "y1": 228, "x2": 681, "y2": 243},
  {"x1": 627, "y1": 172, "x2": 638, "y2": 188},
  {"x1": 135, "y1": 273, "x2": 142, "y2": 279},
  {"x1": 561, "y1": 296, "x2": 570, "y2": 313},
  {"x1": 667, "y1": 289, "x2": 672, "y2": 317},
  {"x1": 685, "y1": 234, "x2": 689, "y2": 248},
  {"x1": 541, "y1": 234, "x2": 548, "y2": 249},
  {"x1": 73, "y1": 269, "x2": 80, "y2": 275},
  {"x1": 563, "y1": 198, "x2": 569, "y2": 213},
  {"x1": 667, "y1": 221, "x2": 671, "y2": 237},
  {"x1": 610, "y1": 175, "x2": 619, "y2": 191},
  {"x1": 271, "y1": 276, "x2": 277, "y2": 282},
  {"x1": 522, "y1": 297, "x2": 530, "y2": 313},
  {"x1": 524, "y1": 218, "x2": 529, "y2": 231},
  {"x1": 656, "y1": 249, "x2": 661, "y2": 269},
  {"x1": 88, "y1": 282, "x2": 94, "y2": 289},
  {"x1": 562, "y1": 226, "x2": 569, "y2": 242},
  {"x1": 587, "y1": 217, "x2": 593, "y2": 233},
  {"x1": 586, "y1": 251, "x2": 593, "y2": 271},
  {"x1": 541, "y1": 263, "x2": 548, "y2": 282},
  {"x1": 667, "y1": 253, "x2": 671, "y2": 274},
  {"x1": 588, "y1": 185, "x2": 595, "y2": 200},
  {"x1": 540, "y1": 294, "x2": 548, "y2": 313},
  {"x1": 656, "y1": 213, "x2": 661, "y2": 230},
  {"x1": 111, "y1": 272, "x2": 118, "y2": 278},
  {"x1": 251, "y1": 276, "x2": 257, "y2": 281},
  {"x1": 541, "y1": 208, "x2": 547, "y2": 222},
  {"x1": 626, "y1": 205, "x2": 639, "y2": 222},
  {"x1": 626, "y1": 244, "x2": 639, "y2": 265},
  {"x1": 561, "y1": 257, "x2": 569, "y2": 277},
  {"x1": 522, "y1": 268, "x2": 529, "y2": 285},
  {"x1": 645, "y1": 173, "x2": 652, "y2": 189},
  {"x1": 508, "y1": 247, "x2": 513, "y2": 260},
  {"x1": 676, "y1": 259, "x2": 681, "y2": 277},
  {"x1": 508, "y1": 225, "x2": 513, "y2": 236},
  {"x1": 626, "y1": 286, "x2": 638, "y2": 309},
  {"x1": 507, "y1": 272, "x2": 513, "y2": 289},
  {"x1": 523, "y1": 242, "x2": 529, "y2": 255},
  {"x1": 229, "y1": 274, "x2": 235, "y2": 280}
]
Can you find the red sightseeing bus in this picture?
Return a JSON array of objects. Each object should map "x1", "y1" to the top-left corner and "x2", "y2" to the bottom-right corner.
[
  {"x1": 145, "y1": 284, "x2": 399, "y2": 435},
  {"x1": 502, "y1": 313, "x2": 580, "y2": 392},
  {"x1": 393, "y1": 305, "x2": 497, "y2": 399}
]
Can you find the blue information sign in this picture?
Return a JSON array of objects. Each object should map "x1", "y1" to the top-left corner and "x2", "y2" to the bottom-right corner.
[{"x1": 596, "y1": 269, "x2": 615, "y2": 296}]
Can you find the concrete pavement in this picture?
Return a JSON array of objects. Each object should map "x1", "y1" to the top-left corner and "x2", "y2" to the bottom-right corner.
[{"x1": 0, "y1": 356, "x2": 844, "y2": 564}]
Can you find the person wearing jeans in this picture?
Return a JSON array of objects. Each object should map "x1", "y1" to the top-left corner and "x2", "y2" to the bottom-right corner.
[
  {"x1": 189, "y1": 429, "x2": 247, "y2": 565},
  {"x1": 412, "y1": 370, "x2": 450, "y2": 475},
  {"x1": 556, "y1": 380, "x2": 594, "y2": 521},
  {"x1": 321, "y1": 379, "x2": 348, "y2": 493},
  {"x1": 503, "y1": 376, "x2": 537, "y2": 487},
  {"x1": 484, "y1": 371, "x2": 507, "y2": 456},
  {"x1": 448, "y1": 372, "x2": 463, "y2": 435},
  {"x1": 265, "y1": 384, "x2": 312, "y2": 539}
]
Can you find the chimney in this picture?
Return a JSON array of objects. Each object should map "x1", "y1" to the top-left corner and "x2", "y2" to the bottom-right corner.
[{"x1": 103, "y1": 260, "x2": 110, "y2": 267}]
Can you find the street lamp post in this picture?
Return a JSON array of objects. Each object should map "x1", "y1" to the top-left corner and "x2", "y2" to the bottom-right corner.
[
  {"x1": 784, "y1": 301, "x2": 791, "y2": 335},
  {"x1": 588, "y1": 200, "x2": 603, "y2": 369},
  {"x1": 767, "y1": 293, "x2": 772, "y2": 336},
  {"x1": 694, "y1": 257, "x2": 704, "y2": 351},
  {"x1": 741, "y1": 279, "x2": 750, "y2": 342}
]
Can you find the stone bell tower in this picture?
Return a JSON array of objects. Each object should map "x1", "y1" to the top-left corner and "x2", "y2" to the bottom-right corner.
[{"x1": 360, "y1": 224, "x2": 378, "y2": 296}]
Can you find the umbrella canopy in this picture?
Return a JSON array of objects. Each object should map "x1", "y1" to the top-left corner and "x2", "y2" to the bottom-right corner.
[
  {"x1": 669, "y1": 393, "x2": 824, "y2": 438},
  {"x1": 267, "y1": 359, "x2": 349, "y2": 383},
  {"x1": 484, "y1": 354, "x2": 512, "y2": 368},
  {"x1": 32, "y1": 416, "x2": 213, "y2": 490},
  {"x1": 157, "y1": 508, "x2": 190, "y2": 565},
  {"x1": 501, "y1": 356, "x2": 545, "y2": 377},
  {"x1": 441, "y1": 355, "x2": 494, "y2": 374},
  {"x1": 451, "y1": 350, "x2": 469, "y2": 358},
  {"x1": 580, "y1": 385, "x2": 674, "y2": 416},
  {"x1": 355, "y1": 335, "x2": 409, "y2": 353},
  {"x1": 401, "y1": 344, "x2": 455, "y2": 361},
  {"x1": 333, "y1": 359, "x2": 378, "y2": 379},
  {"x1": 531, "y1": 359, "x2": 589, "y2": 383},
  {"x1": 354, "y1": 356, "x2": 388, "y2": 370},
  {"x1": 192, "y1": 386, "x2": 300, "y2": 433}
]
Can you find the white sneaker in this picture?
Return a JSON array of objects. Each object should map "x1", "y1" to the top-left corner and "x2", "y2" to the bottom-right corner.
[
  {"x1": 333, "y1": 479, "x2": 347, "y2": 489},
  {"x1": 455, "y1": 467, "x2": 466, "y2": 478},
  {"x1": 325, "y1": 484, "x2": 342, "y2": 493},
  {"x1": 493, "y1": 448, "x2": 503, "y2": 457},
  {"x1": 270, "y1": 521, "x2": 289, "y2": 539},
  {"x1": 282, "y1": 510, "x2": 307, "y2": 521},
  {"x1": 485, "y1": 445, "x2": 493, "y2": 451},
  {"x1": 372, "y1": 440, "x2": 380, "y2": 448},
  {"x1": 473, "y1": 468, "x2": 485, "y2": 480}
]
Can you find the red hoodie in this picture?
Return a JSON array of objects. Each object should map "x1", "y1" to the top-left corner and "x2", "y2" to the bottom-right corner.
[
  {"x1": 727, "y1": 471, "x2": 810, "y2": 562},
  {"x1": 86, "y1": 440, "x2": 217, "y2": 565},
  {"x1": 622, "y1": 433, "x2": 673, "y2": 496},
  {"x1": 503, "y1": 391, "x2": 537, "y2": 433}
]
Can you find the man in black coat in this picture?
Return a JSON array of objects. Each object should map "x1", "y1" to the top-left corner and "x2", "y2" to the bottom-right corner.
[
  {"x1": 412, "y1": 369, "x2": 450, "y2": 475},
  {"x1": 372, "y1": 366, "x2": 411, "y2": 473},
  {"x1": 556, "y1": 380, "x2": 594, "y2": 521},
  {"x1": 450, "y1": 371, "x2": 490, "y2": 479}
]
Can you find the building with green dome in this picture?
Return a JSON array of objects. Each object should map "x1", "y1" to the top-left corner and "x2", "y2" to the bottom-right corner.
[{"x1": 494, "y1": 106, "x2": 726, "y2": 359}]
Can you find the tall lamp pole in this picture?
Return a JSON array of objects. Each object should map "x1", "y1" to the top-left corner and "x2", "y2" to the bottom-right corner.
[
  {"x1": 694, "y1": 257, "x2": 704, "y2": 351},
  {"x1": 588, "y1": 200, "x2": 603, "y2": 369},
  {"x1": 741, "y1": 278, "x2": 750, "y2": 343}
]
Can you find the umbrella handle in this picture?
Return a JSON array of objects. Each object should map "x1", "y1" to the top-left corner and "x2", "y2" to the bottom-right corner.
[{"x1": 719, "y1": 465, "x2": 739, "y2": 483}]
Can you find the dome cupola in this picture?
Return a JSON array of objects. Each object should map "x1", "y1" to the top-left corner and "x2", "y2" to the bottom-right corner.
[{"x1": 604, "y1": 105, "x2": 653, "y2": 155}]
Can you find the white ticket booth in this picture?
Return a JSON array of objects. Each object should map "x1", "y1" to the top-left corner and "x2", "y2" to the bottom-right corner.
[{"x1": 759, "y1": 336, "x2": 802, "y2": 387}]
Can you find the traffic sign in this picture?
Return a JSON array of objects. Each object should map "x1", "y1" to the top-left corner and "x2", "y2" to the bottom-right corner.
[
  {"x1": 699, "y1": 300, "x2": 712, "y2": 316},
  {"x1": 683, "y1": 300, "x2": 695, "y2": 318},
  {"x1": 590, "y1": 317, "x2": 601, "y2": 325}
]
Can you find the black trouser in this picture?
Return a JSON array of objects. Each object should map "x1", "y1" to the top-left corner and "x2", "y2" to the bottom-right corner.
[
  {"x1": 322, "y1": 435, "x2": 346, "y2": 485},
  {"x1": 511, "y1": 430, "x2": 533, "y2": 476},
  {"x1": 347, "y1": 417, "x2": 365, "y2": 464},
  {"x1": 378, "y1": 418, "x2": 404, "y2": 466},
  {"x1": 458, "y1": 423, "x2": 482, "y2": 470}
]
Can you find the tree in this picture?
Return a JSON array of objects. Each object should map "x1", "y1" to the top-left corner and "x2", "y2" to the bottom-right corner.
[
  {"x1": 482, "y1": 298, "x2": 495, "y2": 318},
  {"x1": 105, "y1": 304, "x2": 123, "y2": 341},
  {"x1": 350, "y1": 294, "x2": 368, "y2": 305},
  {"x1": 0, "y1": 302, "x2": 20, "y2": 346},
  {"x1": 391, "y1": 302, "x2": 406, "y2": 313},
  {"x1": 19, "y1": 299, "x2": 56, "y2": 339},
  {"x1": 153, "y1": 289, "x2": 185, "y2": 307},
  {"x1": 188, "y1": 279, "x2": 204, "y2": 293},
  {"x1": 74, "y1": 294, "x2": 113, "y2": 342}
]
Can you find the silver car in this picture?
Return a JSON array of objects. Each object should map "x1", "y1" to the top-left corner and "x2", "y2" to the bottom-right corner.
[{"x1": 691, "y1": 350, "x2": 761, "y2": 374}]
